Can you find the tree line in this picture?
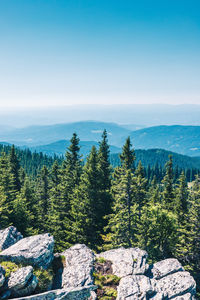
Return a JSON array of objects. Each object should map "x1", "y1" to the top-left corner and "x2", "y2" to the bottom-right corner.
[{"x1": 0, "y1": 132, "x2": 200, "y2": 295}]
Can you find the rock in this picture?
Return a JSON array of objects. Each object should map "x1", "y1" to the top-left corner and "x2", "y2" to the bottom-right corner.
[
  {"x1": 10, "y1": 285, "x2": 97, "y2": 300},
  {"x1": 0, "y1": 265, "x2": 5, "y2": 288},
  {"x1": 152, "y1": 258, "x2": 184, "y2": 279},
  {"x1": 89, "y1": 291, "x2": 97, "y2": 300},
  {"x1": 173, "y1": 293, "x2": 195, "y2": 300},
  {"x1": 156, "y1": 271, "x2": 196, "y2": 299},
  {"x1": 98, "y1": 247, "x2": 148, "y2": 277},
  {"x1": 0, "y1": 233, "x2": 54, "y2": 269},
  {"x1": 117, "y1": 275, "x2": 154, "y2": 300},
  {"x1": 0, "y1": 226, "x2": 23, "y2": 251},
  {"x1": 8, "y1": 266, "x2": 38, "y2": 297},
  {"x1": 62, "y1": 244, "x2": 95, "y2": 289}
]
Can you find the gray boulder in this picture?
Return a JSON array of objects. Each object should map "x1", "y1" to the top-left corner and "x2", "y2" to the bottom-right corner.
[
  {"x1": 156, "y1": 271, "x2": 196, "y2": 299},
  {"x1": 152, "y1": 258, "x2": 184, "y2": 279},
  {"x1": 0, "y1": 234, "x2": 54, "y2": 269},
  {"x1": 62, "y1": 244, "x2": 95, "y2": 289},
  {"x1": 97, "y1": 247, "x2": 148, "y2": 277},
  {"x1": 0, "y1": 226, "x2": 23, "y2": 251},
  {"x1": 0, "y1": 265, "x2": 5, "y2": 288},
  {"x1": 8, "y1": 266, "x2": 38, "y2": 297},
  {"x1": 11, "y1": 285, "x2": 97, "y2": 300},
  {"x1": 117, "y1": 275, "x2": 154, "y2": 300},
  {"x1": 173, "y1": 293, "x2": 195, "y2": 300}
]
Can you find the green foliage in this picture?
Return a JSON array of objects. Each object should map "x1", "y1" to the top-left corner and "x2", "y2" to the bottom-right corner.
[
  {"x1": 1, "y1": 134, "x2": 200, "y2": 296},
  {"x1": 0, "y1": 261, "x2": 21, "y2": 277},
  {"x1": 33, "y1": 268, "x2": 54, "y2": 293},
  {"x1": 96, "y1": 257, "x2": 107, "y2": 264}
]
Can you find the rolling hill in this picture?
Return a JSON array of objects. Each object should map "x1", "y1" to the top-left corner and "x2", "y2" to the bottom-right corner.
[
  {"x1": 111, "y1": 149, "x2": 200, "y2": 170},
  {"x1": 0, "y1": 121, "x2": 130, "y2": 147},
  {"x1": 1, "y1": 122, "x2": 200, "y2": 157},
  {"x1": 130, "y1": 125, "x2": 200, "y2": 157},
  {"x1": 30, "y1": 140, "x2": 121, "y2": 157}
]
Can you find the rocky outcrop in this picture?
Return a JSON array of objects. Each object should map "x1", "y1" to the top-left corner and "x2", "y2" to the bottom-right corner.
[
  {"x1": 11, "y1": 285, "x2": 97, "y2": 300},
  {"x1": 155, "y1": 271, "x2": 196, "y2": 299},
  {"x1": 151, "y1": 258, "x2": 184, "y2": 279},
  {"x1": 8, "y1": 266, "x2": 38, "y2": 298},
  {"x1": 117, "y1": 275, "x2": 154, "y2": 300},
  {"x1": 97, "y1": 247, "x2": 148, "y2": 277},
  {"x1": 116, "y1": 258, "x2": 196, "y2": 300},
  {"x1": 0, "y1": 234, "x2": 54, "y2": 269},
  {"x1": 0, "y1": 227, "x2": 23, "y2": 251},
  {"x1": 0, "y1": 227, "x2": 197, "y2": 300},
  {"x1": 62, "y1": 244, "x2": 95, "y2": 289}
]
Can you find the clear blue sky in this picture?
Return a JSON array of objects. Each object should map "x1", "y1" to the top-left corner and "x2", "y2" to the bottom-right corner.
[{"x1": 0, "y1": 0, "x2": 200, "y2": 107}]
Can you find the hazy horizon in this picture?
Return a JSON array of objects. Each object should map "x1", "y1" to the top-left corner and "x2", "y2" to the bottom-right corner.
[{"x1": 0, "y1": 103, "x2": 200, "y2": 128}]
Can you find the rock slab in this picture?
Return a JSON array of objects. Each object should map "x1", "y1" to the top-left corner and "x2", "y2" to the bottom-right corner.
[
  {"x1": 151, "y1": 258, "x2": 184, "y2": 279},
  {"x1": 0, "y1": 226, "x2": 23, "y2": 251},
  {"x1": 156, "y1": 271, "x2": 196, "y2": 299},
  {"x1": 0, "y1": 234, "x2": 54, "y2": 269},
  {"x1": 11, "y1": 285, "x2": 97, "y2": 300},
  {"x1": 98, "y1": 247, "x2": 148, "y2": 277},
  {"x1": 8, "y1": 266, "x2": 38, "y2": 297},
  {"x1": 62, "y1": 244, "x2": 95, "y2": 289}
]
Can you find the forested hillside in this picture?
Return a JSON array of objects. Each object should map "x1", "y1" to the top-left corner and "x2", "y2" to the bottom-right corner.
[
  {"x1": 0, "y1": 144, "x2": 62, "y2": 177},
  {"x1": 1, "y1": 132, "x2": 200, "y2": 295}
]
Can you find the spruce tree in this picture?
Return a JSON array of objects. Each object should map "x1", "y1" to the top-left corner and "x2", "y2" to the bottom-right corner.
[
  {"x1": 135, "y1": 161, "x2": 147, "y2": 219},
  {"x1": 176, "y1": 171, "x2": 189, "y2": 222},
  {"x1": 71, "y1": 146, "x2": 103, "y2": 249},
  {"x1": 138, "y1": 204, "x2": 178, "y2": 260},
  {"x1": 36, "y1": 166, "x2": 50, "y2": 232},
  {"x1": 104, "y1": 137, "x2": 137, "y2": 248},
  {"x1": 9, "y1": 145, "x2": 21, "y2": 192},
  {"x1": 120, "y1": 136, "x2": 135, "y2": 171},
  {"x1": 162, "y1": 155, "x2": 175, "y2": 210},
  {"x1": 98, "y1": 130, "x2": 112, "y2": 226}
]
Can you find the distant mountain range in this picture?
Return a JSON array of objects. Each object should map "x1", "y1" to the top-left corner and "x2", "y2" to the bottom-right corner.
[
  {"x1": 0, "y1": 121, "x2": 130, "y2": 147},
  {"x1": 0, "y1": 121, "x2": 200, "y2": 157},
  {"x1": 130, "y1": 125, "x2": 200, "y2": 157},
  {"x1": 1, "y1": 104, "x2": 200, "y2": 127},
  {"x1": 30, "y1": 140, "x2": 121, "y2": 157}
]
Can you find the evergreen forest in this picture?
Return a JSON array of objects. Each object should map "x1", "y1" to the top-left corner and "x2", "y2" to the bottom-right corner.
[{"x1": 0, "y1": 132, "x2": 200, "y2": 295}]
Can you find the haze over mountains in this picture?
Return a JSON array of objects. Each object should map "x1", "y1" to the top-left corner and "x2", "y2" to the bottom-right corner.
[
  {"x1": 0, "y1": 119, "x2": 200, "y2": 157},
  {"x1": 1, "y1": 104, "x2": 200, "y2": 127}
]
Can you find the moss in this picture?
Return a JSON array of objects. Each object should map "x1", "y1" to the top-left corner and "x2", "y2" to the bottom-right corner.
[
  {"x1": 33, "y1": 268, "x2": 54, "y2": 293},
  {"x1": 104, "y1": 274, "x2": 120, "y2": 285},
  {"x1": 96, "y1": 257, "x2": 107, "y2": 264},
  {"x1": 104, "y1": 287, "x2": 118, "y2": 298},
  {"x1": 0, "y1": 261, "x2": 22, "y2": 277}
]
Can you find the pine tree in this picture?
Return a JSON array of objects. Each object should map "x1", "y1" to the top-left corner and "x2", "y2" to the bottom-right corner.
[
  {"x1": 9, "y1": 145, "x2": 21, "y2": 192},
  {"x1": 120, "y1": 136, "x2": 135, "y2": 171},
  {"x1": 104, "y1": 137, "x2": 137, "y2": 248},
  {"x1": 98, "y1": 130, "x2": 112, "y2": 226},
  {"x1": 148, "y1": 176, "x2": 161, "y2": 205},
  {"x1": 134, "y1": 161, "x2": 147, "y2": 219},
  {"x1": 36, "y1": 166, "x2": 50, "y2": 232},
  {"x1": 162, "y1": 155, "x2": 175, "y2": 210},
  {"x1": 0, "y1": 152, "x2": 15, "y2": 224},
  {"x1": 71, "y1": 146, "x2": 103, "y2": 249},
  {"x1": 138, "y1": 204, "x2": 178, "y2": 261},
  {"x1": 48, "y1": 161, "x2": 71, "y2": 251},
  {"x1": 176, "y1": 171, "x2": 189, "y2": 222}
]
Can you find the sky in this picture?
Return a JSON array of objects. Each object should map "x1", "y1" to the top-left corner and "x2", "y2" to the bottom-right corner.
[{"x1": 0, "y1": 0, "x2": 200, "y2": 108}]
